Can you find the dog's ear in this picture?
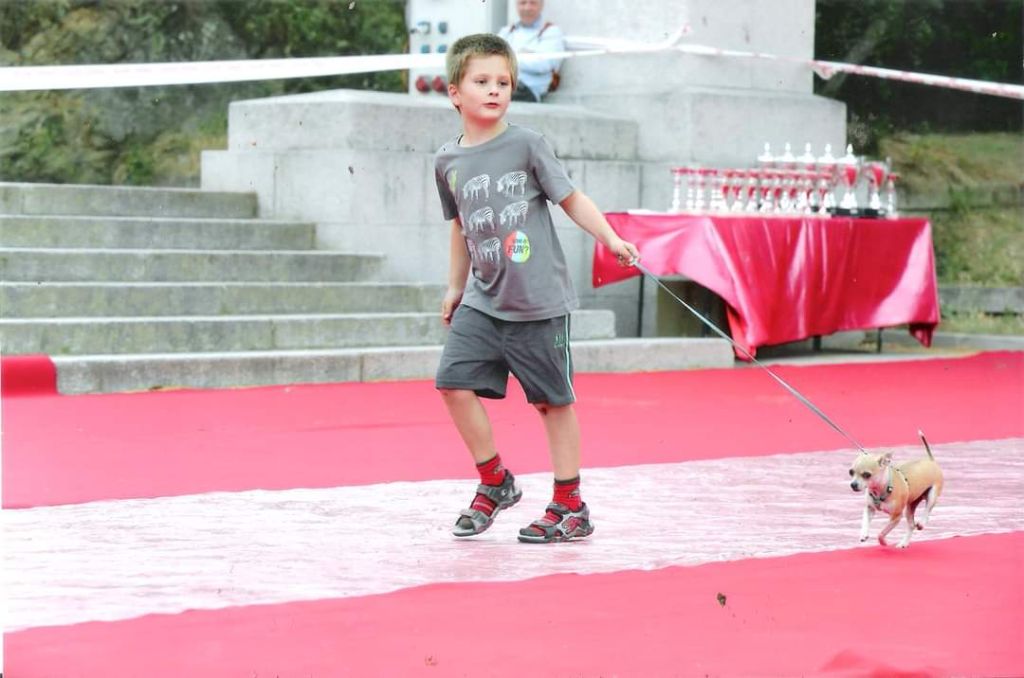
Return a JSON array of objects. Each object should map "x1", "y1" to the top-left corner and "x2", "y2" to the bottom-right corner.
[{"x1": 880, "y1": 452, "x2": 893, "y2": 467}]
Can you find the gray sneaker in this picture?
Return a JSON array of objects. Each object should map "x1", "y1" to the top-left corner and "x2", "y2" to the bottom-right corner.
[
  {"x1": 517, "y1": 502, "x2": 594, "y2": 543},
  {"x1": 452, "y1": 471, "x2": 522, "y2": 537}
]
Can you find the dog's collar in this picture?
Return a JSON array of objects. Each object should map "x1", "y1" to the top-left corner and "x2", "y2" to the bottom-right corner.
[
  {"x1": 870, "y1": 483, "x2": 893, "y2": 507},
  {"x1": 870, "y1": 467, "x2": 906, "y2": 507}
]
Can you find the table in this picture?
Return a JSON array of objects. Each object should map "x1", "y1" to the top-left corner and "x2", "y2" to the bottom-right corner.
[{"x1": 593, "y1": 212, "x2": 941, "y2": 359}]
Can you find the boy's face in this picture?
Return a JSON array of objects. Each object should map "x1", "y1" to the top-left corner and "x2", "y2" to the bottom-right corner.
[{"x1": 449, "y1": 54, "x2": 512, "y2": 125}]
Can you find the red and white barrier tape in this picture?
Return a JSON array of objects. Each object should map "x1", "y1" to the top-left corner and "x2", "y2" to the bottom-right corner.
[
  {"x1": 0, "y1": 53, "x2": 443, "y2": 92},
  {"x1": 0, "y1": 27, "x2": 1019, "y2": 100},
  {"x1": 665, "y1": 41, "x2": 1024, "y2": 101},
  {"x1": 810, "y1": 60, "x2": 1023, "y2": 100},
  {"x1": 0, "y1": 29, "x2": 684, "y2": 93}
]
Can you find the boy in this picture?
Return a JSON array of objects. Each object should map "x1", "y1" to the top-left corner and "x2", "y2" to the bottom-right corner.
[{"x1": 433, "y1": 34, "x2": 639, "y2": 543}]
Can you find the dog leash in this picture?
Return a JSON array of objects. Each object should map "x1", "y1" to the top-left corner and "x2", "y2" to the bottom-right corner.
[{"x1": 632, "y1": 260, "x2": 866, "y2": 452}]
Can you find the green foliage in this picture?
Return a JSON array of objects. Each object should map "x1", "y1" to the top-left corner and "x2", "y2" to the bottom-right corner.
[
  {"x1": 0, "y1": 91, "x2": 113, "y2": 184},
  {"x1": 939, "y1": 310, "x2": 1024, "y2": 335},
  {"x1": 0, "y1": 0, "x2": 408, "y2": 186},
  {"x1": 0, "y1": 0, "x2": 74, "y2": 53},
  {"x1": 816, "y1": 0, "x2": 1023, "y2": 148},
  {"x1": 879, "y1": 132, "x2": 1024, "y2": 194},
  {"x1": 880, "y1": 132, "x2": 1023, "y2": 286},
  {"x1": 929, "y1": 206, "x2": 1023, "y2": 285}
]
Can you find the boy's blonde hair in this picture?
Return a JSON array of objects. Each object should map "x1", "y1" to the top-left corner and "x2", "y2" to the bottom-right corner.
[{"x1": 445, "y1": 33, "x2": 518, "y2": 90}]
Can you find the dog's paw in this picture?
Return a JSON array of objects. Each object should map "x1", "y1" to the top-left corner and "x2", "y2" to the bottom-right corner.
[
  {"x1": 897, "y1": 542, "x2": 910, "y2": 549},
  {"x1": 859, "y1": 535, "x2": 869, "y2": 542},
  {"x1": 914, "y1": 521, "x2": 925, "y2": 530}
]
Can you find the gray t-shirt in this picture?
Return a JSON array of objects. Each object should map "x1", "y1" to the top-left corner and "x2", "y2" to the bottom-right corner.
[{"x1": 434, "y1": 124, "x2": 578, "y2": 321}]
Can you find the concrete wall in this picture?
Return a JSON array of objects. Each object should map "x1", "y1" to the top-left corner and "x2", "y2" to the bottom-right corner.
[
  {"x1": 201, "y1": 1, "x2": 845, "y2": 338},
  {"x1": 545, "y1": 0, "x2": 844, "y2": 177},
  {"x1": 547, "y1": 0, "x2": 815, "y2": 94},
  {"x1": 202, "y1": 91, "x2": 648, "y2": 333}
]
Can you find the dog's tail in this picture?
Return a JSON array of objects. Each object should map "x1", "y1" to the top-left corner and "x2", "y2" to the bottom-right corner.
[{"x1": 918, "y1": 429, "x2": 935, "y2": 460}]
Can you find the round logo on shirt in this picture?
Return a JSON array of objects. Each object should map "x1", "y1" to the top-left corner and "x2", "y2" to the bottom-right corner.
[{"x1": 504, "y1": 230, "x2": 531, "y2": 263}]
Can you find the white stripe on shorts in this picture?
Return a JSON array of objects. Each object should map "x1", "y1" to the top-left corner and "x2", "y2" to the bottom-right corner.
[{"x1": 564, "y1": 314, "x2": 576, "y2": 401}]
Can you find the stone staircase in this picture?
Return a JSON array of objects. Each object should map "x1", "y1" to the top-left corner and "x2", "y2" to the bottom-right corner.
[{"x1": 0, "y1": 182, "x2": 732, "y2": 394}]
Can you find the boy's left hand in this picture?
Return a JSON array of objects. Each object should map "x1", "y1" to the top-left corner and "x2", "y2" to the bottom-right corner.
[{"x1": 610, "y1": 238, "x2": 641, "y2": 267}]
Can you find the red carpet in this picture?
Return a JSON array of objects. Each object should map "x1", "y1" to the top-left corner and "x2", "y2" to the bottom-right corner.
[
  {"x1": 3, "y1": 351, "x2": 1023, "y2": 677},
  {"x1": 7, "y1": 532, "x2": 1022, "y2": 677},
  {"x1": 0, "y1": 354, "x2": 57, "y2": 398},
  {"x1": 2, "y1": 352, "x2": 1022, "y2": 508}
]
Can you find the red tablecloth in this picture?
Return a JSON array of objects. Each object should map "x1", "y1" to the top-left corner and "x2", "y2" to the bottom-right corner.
[{"x1": 594, "y1": 213, "x2": 941, "y2": 359}]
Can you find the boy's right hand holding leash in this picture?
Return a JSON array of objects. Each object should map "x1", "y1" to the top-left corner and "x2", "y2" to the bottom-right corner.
[{"x1": 608, "y1": 236, "x2": 641, "y2": 268}]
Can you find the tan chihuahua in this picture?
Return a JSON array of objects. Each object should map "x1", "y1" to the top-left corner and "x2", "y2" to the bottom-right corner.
[{"x1": 849, "y1": 430, "x2": 944, "y2": 548}]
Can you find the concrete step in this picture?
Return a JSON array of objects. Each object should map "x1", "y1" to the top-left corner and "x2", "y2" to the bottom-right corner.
[
  {"x1": 0, "y1": 216, "x2": 316, "y2": 250},
  {"x1": 938, "y1": 285, "x2": 1024, "y2": 315},
  {"x1": 0, "y1": 182, "x2": 256, "y2": 219},
  {"x1": 51, "y1": 338, "x2": 734, "y2": 394},
  {"x1": 0, "y1": 248, "x2": 384, "y2": 282},
  {"x1": 223, "y1": 89, "x2": 638, "y2": 160},
  {"x1": 0, "y1": 310, "x2": 616, "y2": 355},
  {"x1": 876, "y1": 328, "x2": 1024, "y2": 352},
  {"x1": 1, "y1": 282, "x2": 447, "y2": 318}
]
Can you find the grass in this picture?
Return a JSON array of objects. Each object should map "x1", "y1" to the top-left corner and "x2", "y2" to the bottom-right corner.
[
  {"x1": 879, "y1": 132, "x2": 1024, "y2": 195},
  {"x1": 938, "y1": 311, "x2": 1024, "y2": 336},
  {"x1": 927, "y1": 207, "x2": 1023, "y2": 286},
  {"x1": 881, "y1": 132, "x2": 1023, "y2": 335}
]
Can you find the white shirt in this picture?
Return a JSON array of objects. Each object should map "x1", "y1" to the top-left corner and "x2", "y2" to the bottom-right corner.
[{"x1": 498, "y1": 18, "x2": 566, "y2": 99}]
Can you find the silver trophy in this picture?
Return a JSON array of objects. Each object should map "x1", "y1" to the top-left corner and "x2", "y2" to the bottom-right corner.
[
  {"x1": 816, "y1": 144, "x2": 838, "y2": 215},
  {"x1": 798, "y1": 143, "x2": 816, "y2": 170},
  {"x1": 836, "y1": 144, "x2": 861, "y2": 215},
  {"x1": 794, "y1": 171, "x2": 813, "y2": 215},
  {"x1": 816, "y1": 171, "x2": 834, "y2": 216},
  {"x1": 693, "y1": 168, "x2": 709, "y2": 212},
  {"x1": 886, "y1": 172, "x2": 900, "y2": 218},
  {"x1": 759, "y1": 170, "x2": 779, "y2": 214},
  {"x1": 670, "y1": 167, "x2": 684, "y2": 212},
  {"x1": 779, "y1": 142, "x2": 796, "y2": 170},
  {"x1": 777, "y1": 171, "x2": 794, "y2": 214},
  {"x1": 730, "y1": 170, "x2": 747, "y2": 213},
  {"x1": 865, "y1": 160, "x2": 889, "y2": 217},
  {"x1": 709, "y1": 169, "x2": 729, "y2": 213},
  {"x1": 685, "y1": 168, "x2": 698, "y2": 211},
  {"x1": 744, "y1": 170, "x2": 761, "y2": 213}
]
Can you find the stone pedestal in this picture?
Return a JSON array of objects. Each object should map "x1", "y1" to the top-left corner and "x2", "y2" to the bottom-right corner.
[
  {"x1": 546, "y1": 0, "x2": 845, "y2": 211},
  {"x1": 202, "y1": 91, "x2": 647, "y2": 335},
  {"x1": 202, "y1": 0, "x2": 845, "y2": 339}
]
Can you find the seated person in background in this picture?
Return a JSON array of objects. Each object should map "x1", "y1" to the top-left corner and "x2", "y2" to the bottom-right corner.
[{"x1": 498, "y1": 0, "x2": 565, "y2": 102}]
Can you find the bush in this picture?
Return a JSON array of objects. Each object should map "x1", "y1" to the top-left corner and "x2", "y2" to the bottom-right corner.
[{"x1": 0, "y1": 0, "x2": 408, "y2": 186}]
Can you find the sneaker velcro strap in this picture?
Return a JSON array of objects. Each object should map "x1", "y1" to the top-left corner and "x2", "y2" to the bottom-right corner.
[
  {"x1": 459, "y1": 507, "x2": 489, "y2": 520},
  {"x1": 457, "y1": 507, "x2": 492, "y2": 531},
  {"x1": 545, "y1": 502, "x2": 569, "y2": 515},
  {"x1": 529, "y1": 504, "x2": 569, "y2": 530},
  {"x1": 476, "y1": 480, "x2": 515, "y2": 504}
]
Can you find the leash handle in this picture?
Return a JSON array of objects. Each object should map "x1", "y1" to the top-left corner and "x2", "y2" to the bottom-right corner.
[{"x1": 632, "y1": 261, "x2": 865, "y2": 452}]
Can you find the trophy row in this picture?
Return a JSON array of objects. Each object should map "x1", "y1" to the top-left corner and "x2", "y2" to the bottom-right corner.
[{"x1": 669, "y1": 143, "x2": 900, "y2": 218}]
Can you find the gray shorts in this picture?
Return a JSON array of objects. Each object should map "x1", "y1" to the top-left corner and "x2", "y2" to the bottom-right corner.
[{"x1": 435, "y1": 305, "x2": 576, "y2": 406}]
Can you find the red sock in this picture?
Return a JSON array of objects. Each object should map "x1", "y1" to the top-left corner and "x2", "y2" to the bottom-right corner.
[
  {"x1": 553, "y1": 476, "x2": 582, "y2": 511},
  {"x1": 477, "y1": 454, "x2": 507, "y2": 486},
  {"x1": 471, "y1": 454, "x2": 507, "y2": 517}
]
